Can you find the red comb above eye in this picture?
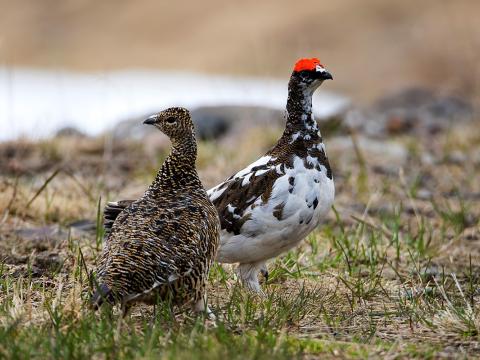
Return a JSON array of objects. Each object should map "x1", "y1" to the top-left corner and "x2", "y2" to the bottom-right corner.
[{"x1": 293, "y1": 58, "x2": 323, "y2": 72}]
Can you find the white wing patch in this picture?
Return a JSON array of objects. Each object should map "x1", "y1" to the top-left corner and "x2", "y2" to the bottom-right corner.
[
  {"x1": 227, "y1": 204, "x2": 241, "y2": 219},
  {"x1": 241, "y1": 173, "x2": 253, "y2": 186},
  {"x1": 208, "y1": 155, "x2": 276, "y2": 201},
  {"x1": 208, "y1": 185, "x2": 226, "y2": 202},
  {"x1": 232, "y1": 155, "x2": 274, "y2": 179}
]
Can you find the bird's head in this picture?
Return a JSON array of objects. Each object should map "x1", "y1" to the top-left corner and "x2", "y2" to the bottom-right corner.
[
  {"x1": 143, "y1": 107, "x2": 194, "y2": 140},
  {"x1": 291, "y1": 58, "x2": 333, "y2": 93}
]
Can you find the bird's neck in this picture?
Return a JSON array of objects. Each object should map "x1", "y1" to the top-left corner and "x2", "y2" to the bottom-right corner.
[
  {"x1": 282, "y1": 80, "x2": 321, "y2": 139},
  {"x1": 268, "y1": 79, "x2": 332, "y2": 179},
  {"x1": 149, "y1": 136, "x2": 202, "y2": 193}
]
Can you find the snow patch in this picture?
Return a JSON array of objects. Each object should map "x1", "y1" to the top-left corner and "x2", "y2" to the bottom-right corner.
[{"x1": 0, "y1": 67, "x2": 349, "y2": 141}]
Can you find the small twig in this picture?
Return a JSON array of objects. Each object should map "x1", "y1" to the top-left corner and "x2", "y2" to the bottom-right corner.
[
  {"x1": 351, "y1": 215, "x2": 393, "y2": 238},
  {"x1": 451, "y1": 273, "x2": 473, "y2": 315},
  {"x1": 26, "y1": 168, "x2": 61, "y2": 209},
  {"x1": 78, "y1": 246, "x2": 93, "y2": 292},
  {"x1": 6, "y1": 175, "x2": 19, "y2": 212},
  {"x1": 349, "y1": 127, "x2": 367, "y2": 170},
  {"x1": 63, "y1": 170, "x2": 96, "y2": 203},
  {"x1": 1, "y1": 176, "x2": 19, "y2": 226}
]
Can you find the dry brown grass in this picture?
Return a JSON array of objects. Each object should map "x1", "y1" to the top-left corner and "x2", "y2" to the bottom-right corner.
[{"x1": 0, "y1": 117, "x2": 480, "y2": 358}]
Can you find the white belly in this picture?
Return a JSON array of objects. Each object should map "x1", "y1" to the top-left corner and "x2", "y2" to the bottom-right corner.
[{"x1": 216, "y1": 156, "x2": 335, "y2": 264}]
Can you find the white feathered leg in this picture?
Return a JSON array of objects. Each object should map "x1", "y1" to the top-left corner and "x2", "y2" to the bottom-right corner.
[{"x1": 236, "y1": 261, "x2": 267, "y2": 296}]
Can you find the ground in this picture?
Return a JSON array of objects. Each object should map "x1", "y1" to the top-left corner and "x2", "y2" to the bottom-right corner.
[{"x1": 0, "y1": 112, "x2": 479, "y2": 359}]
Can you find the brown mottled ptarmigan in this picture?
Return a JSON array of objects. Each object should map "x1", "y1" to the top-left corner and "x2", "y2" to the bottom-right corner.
[
  {"x1": 103, "y1": 58, "x2": 334, "y2": 294},
  {"x1": 92, "y1": 107, "x2": 220, "y2": 315}
]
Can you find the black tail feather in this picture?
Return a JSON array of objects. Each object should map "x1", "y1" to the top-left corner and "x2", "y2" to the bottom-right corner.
[{"x1": 103, "y1": 200, "x2": 134, "y2": 238}]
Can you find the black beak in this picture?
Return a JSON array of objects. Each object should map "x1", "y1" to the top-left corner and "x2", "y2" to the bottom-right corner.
[
  {"x1": 143, "y1": 114, "x2": 157, "y2": 125},
  {"x1": 320, "y1": 71, "x2": 333, "y2": 80}
]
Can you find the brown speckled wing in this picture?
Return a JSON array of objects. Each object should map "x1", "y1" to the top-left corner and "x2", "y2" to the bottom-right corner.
[
  {"x1": 209, "y1": 133, "x2": 332, "y2": 237},
  {"x1": 210, "y1": 159, "x2": 284, "y2": 235},
  {"x1": 98, "y1": 193, "x2": 218, "y2": 301}
]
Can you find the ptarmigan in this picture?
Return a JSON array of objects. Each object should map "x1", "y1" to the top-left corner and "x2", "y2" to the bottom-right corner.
[
  {"x1": 92, "y1": 107, "x2": 220, "y2": 315},
  {"x1": 103, "y1": 58, "x2": 334, "y2": 294}
]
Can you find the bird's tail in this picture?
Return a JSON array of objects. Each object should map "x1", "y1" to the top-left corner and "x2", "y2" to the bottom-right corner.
[{"x1": 91, "y1": 283, "x2": 115, "y2": 310}]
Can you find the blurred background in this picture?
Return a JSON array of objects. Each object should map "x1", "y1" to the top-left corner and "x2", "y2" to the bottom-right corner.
[
  {"x1": 1, "y1": 2, "x2": 480, "y2": 355},
  {"x1": 0, "y1": 0, "x2": 478, "y2": 140}
]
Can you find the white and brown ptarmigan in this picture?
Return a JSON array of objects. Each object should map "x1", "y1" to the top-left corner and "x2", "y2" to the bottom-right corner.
[
  {"x1": 103, "y1": 58, "x2": 334, "y2": 294},
  {"x1": 92, "y1": 107, "x2": 220, "y2": 315}
]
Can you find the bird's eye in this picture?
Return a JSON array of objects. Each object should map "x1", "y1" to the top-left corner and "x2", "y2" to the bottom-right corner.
[{"x1": 166, "y1": 117, "x2": 176, "y2": 124}]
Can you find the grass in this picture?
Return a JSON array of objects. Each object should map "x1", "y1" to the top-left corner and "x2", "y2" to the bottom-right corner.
[{"x1": 0, "y1": 121, "x2": 479, "y2": 358}]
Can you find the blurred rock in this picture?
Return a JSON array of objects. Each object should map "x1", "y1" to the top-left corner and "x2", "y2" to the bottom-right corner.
[
  {"x1": 376, "y1": 88, "x2": 435, "y2": 110},
  {"x1": 15, "y1": 225, "x2": 68, "y2": 251},
  {"x1": 111, "y1": 105, "x2": 284, "y2": 142},
  {"x1": 111, "y1": 114, "x2": 152, "y2": 141},
  {"x1": 345, "y1": 88, "x2": 474, "y2": 137},
  {"x1": 192, "y1": 106, "x2": 286, "y2": 138},
  {"x1": 329, "y1": 135, "x2": 408, "y2": 168},
  {"x1": 191, "y1": 109, "x2": 230, "y2": 140},
  {"x1": 68, "y1": 219, "x2": 97, "y2": 233},
  {"x1": 110, "y1": 104, "x2": 351, "y2": 143},
  {"x1": 55, "y1": 126, "x2": 87, "y2": 138}
]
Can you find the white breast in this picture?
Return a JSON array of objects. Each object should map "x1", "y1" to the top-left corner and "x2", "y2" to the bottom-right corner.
[{"x1": 216, "y1": 155, "x2": 334, "y2": 264}]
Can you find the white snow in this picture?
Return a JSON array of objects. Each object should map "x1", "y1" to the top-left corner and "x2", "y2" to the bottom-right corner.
[{"x1": 0, "y1": 67, "x2": 349, "y2": 141}]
